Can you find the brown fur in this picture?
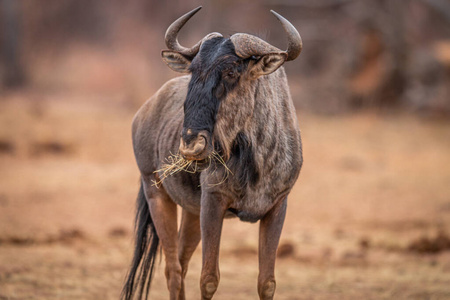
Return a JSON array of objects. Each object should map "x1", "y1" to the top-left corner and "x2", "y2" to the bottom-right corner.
[
  {"x1": 125, "y1": 10, "x2": 302, "y2": 300},
  {"x1": 128, "y1": 63, "x2": 302, "y2": 300}
]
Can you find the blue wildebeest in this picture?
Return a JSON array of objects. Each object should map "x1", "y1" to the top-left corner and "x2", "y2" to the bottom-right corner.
[{"x1": 122, "y1": 6, "x2": 303, "y2": 300}]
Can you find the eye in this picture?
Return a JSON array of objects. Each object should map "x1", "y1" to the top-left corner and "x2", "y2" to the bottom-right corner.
[
  {"x1": 223, "y1": 68, "x2": 239, "y2": 81},
  {"x1": 227, "y1": 71, "x2": 235, "y2": 79}
]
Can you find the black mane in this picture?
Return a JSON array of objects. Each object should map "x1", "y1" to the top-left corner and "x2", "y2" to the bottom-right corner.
[{"x1": 182, "y1": 37, "x2": 248, "y2": 140}]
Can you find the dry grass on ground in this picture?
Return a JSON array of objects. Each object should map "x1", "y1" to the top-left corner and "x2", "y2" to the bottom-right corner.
[{"x1": 1, "y1": 93, "x2": 450, "y2": 299}]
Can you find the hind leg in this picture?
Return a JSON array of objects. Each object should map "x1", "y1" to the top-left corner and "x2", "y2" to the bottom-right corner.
[
  {"x1": 178, "y1": 209, "x2": 201, "y2": 300},
  {"x1": 143, "y1": 180, "x2": 182, "y2": 300}
]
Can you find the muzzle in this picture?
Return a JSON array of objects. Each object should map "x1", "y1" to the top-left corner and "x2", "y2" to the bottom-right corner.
[{"x1": 179, "y1": 129, "x2": 211, "y2": 160}]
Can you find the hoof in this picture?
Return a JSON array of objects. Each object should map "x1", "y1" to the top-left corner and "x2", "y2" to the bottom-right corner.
[
  {"x1": 260, "y1": 280, "x2": 276, "y2": 299},
  {"x1": 201, "y1": 280, "x2": 218, "y2": 299}
]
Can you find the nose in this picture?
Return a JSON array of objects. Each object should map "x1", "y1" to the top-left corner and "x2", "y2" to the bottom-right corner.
[{"x1": 179, "y1": 129, "x2": 209, "y2": 160}]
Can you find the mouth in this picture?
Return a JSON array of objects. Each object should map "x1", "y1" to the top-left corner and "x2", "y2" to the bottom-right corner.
[
  {"x1": 152, "y1": 149, "x2": 231, "y2": 188},
  {"x1": 180, "y1": 150, "x2": 210, "y2": 161}
]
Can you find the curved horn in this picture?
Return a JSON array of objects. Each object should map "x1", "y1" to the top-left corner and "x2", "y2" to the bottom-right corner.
[
  {"x1": 231, "y1": 11, "x2": 302, "y2": 61},
  {"x1": 230, "y1": 34, "x2": 283, "y2": 59},
  {"x1": 165, "y1": 6, "x2": 203, "y2": 58},
  {"x1": 270, "y1": 10, "x2": 302, "y2": 61}
]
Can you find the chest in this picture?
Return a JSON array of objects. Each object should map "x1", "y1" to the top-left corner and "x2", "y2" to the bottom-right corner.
[{"x1": 203, "y1": 141, "x2": 301, "y2": 221}]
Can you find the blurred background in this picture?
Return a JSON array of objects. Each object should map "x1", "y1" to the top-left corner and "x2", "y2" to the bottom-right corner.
[
  {"x1": 1, "y1": 0, "x2": 450, "y2": 113},
  {"x1": 1, "y1": 0, "x2": 450, "y2": 299}
]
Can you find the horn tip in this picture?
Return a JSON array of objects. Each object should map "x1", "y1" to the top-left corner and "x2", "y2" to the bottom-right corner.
[
  {"x1": 269, "y1": 9, "x2": 302, "y2": 61},
  {"x1": 269, "y1": 10, "x2": 290, "y2": 27},
  {"x1": 270, "y1": 10, "x2": 280, "y2": 17}
]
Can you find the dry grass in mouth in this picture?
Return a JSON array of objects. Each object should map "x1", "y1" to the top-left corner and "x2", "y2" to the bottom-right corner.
[{"x1": 152, "y1": 150, "x2": 232, "y2": 188}]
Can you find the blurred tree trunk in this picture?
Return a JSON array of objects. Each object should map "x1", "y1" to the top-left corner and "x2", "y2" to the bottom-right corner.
[
  {"x1": 379, "y1": 0, "x2": 408, "y2": 107},
  {"x1": 348, "y1": 0, "x2": 408, "y2": 108},
  {"x1": 420, "y1": 0, "x2": 450, "y2": 21},
  {"x1": 0, "y1": 0, "x2": 25, "y2": 89}
]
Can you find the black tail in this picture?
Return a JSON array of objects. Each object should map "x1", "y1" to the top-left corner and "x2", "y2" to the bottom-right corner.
[{"x1": 122, "y1": 182, "x2": 159, "y2": 300}]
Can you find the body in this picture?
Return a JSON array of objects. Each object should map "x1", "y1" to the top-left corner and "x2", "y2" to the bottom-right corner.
[
  {"x1": 133, "y1": 68, "x2": 302, "y2": 221},
  {"x1": 123, "y1": 6, "x2": 303, "y2": 300}
]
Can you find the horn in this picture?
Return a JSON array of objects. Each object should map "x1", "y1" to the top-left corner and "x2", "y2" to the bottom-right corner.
[
  {"x1": 165, "y1": 6, "x2": 203, "y2": 58},
  {"x1": 230, "y1": 34, "x2": 283, "y2": 59},
  {"x1": 270, "y1": 10, "x2": 302, "y2": 61},
  {"x1": 230, "y1": 10, "x2": 302, "y2": 61}
]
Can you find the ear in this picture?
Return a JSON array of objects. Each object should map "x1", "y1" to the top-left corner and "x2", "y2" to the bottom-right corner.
[
  {"x1": 161, "y1": 50, "x2": 192, "y2": 73},
  {"x1": 248, "y1": 53, "x2": 287, "y2": 79}
]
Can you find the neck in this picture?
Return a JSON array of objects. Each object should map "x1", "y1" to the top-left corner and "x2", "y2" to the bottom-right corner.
[
  {"x1": 225, "y1": 67, "x2": 301, "y2": 184},
  {"x1": 213, "y1": 80, "x2": 257, "y2": 160}
]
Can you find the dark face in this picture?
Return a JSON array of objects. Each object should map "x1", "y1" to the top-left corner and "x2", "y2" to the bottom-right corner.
[
  {"x1": 179, "y1": 37, "x2": 249, "y2": 160},
  {"x1": 162, "y1": 34, "x2": 288, "y2": 161}
]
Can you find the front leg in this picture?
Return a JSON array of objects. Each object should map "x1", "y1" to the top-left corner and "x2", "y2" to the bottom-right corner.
[
  {"x1": 178, "y1": 209, "x2": 201, "y2": 300},
  {"x1": 258, "y1": 197, "x2": 287, "y2": 300},
  {"x1": 200, "y1": 192, "x2": 227, "y2": 300}
]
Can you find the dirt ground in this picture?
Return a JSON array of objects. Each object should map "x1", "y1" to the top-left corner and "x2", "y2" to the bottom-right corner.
[{"x1": 1, "y1": 92, "x2": 450, "y2": 300}]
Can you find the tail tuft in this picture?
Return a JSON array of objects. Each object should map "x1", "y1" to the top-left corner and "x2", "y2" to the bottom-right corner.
[{"x1": 122, "y1": 182, "x2": 159, "y2": 300}]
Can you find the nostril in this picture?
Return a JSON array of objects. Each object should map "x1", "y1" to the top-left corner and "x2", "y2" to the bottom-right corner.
[
  {"x1": 197, "y1": 132, "x2": 207, "y2": 142},
  {"x1": 196, "y1": 135, "x2": 206, "y2": 149},
  {"x1": 197, "y1": 130, "x2": 209, "y2": 143},
  {"x1": 186, "y1": 136, "x2": 206, "y2": 154}
]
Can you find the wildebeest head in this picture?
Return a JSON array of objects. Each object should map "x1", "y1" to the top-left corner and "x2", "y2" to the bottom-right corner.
[{"x1": 161, "y1": 6, "x2": 302, "y2": 161}]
